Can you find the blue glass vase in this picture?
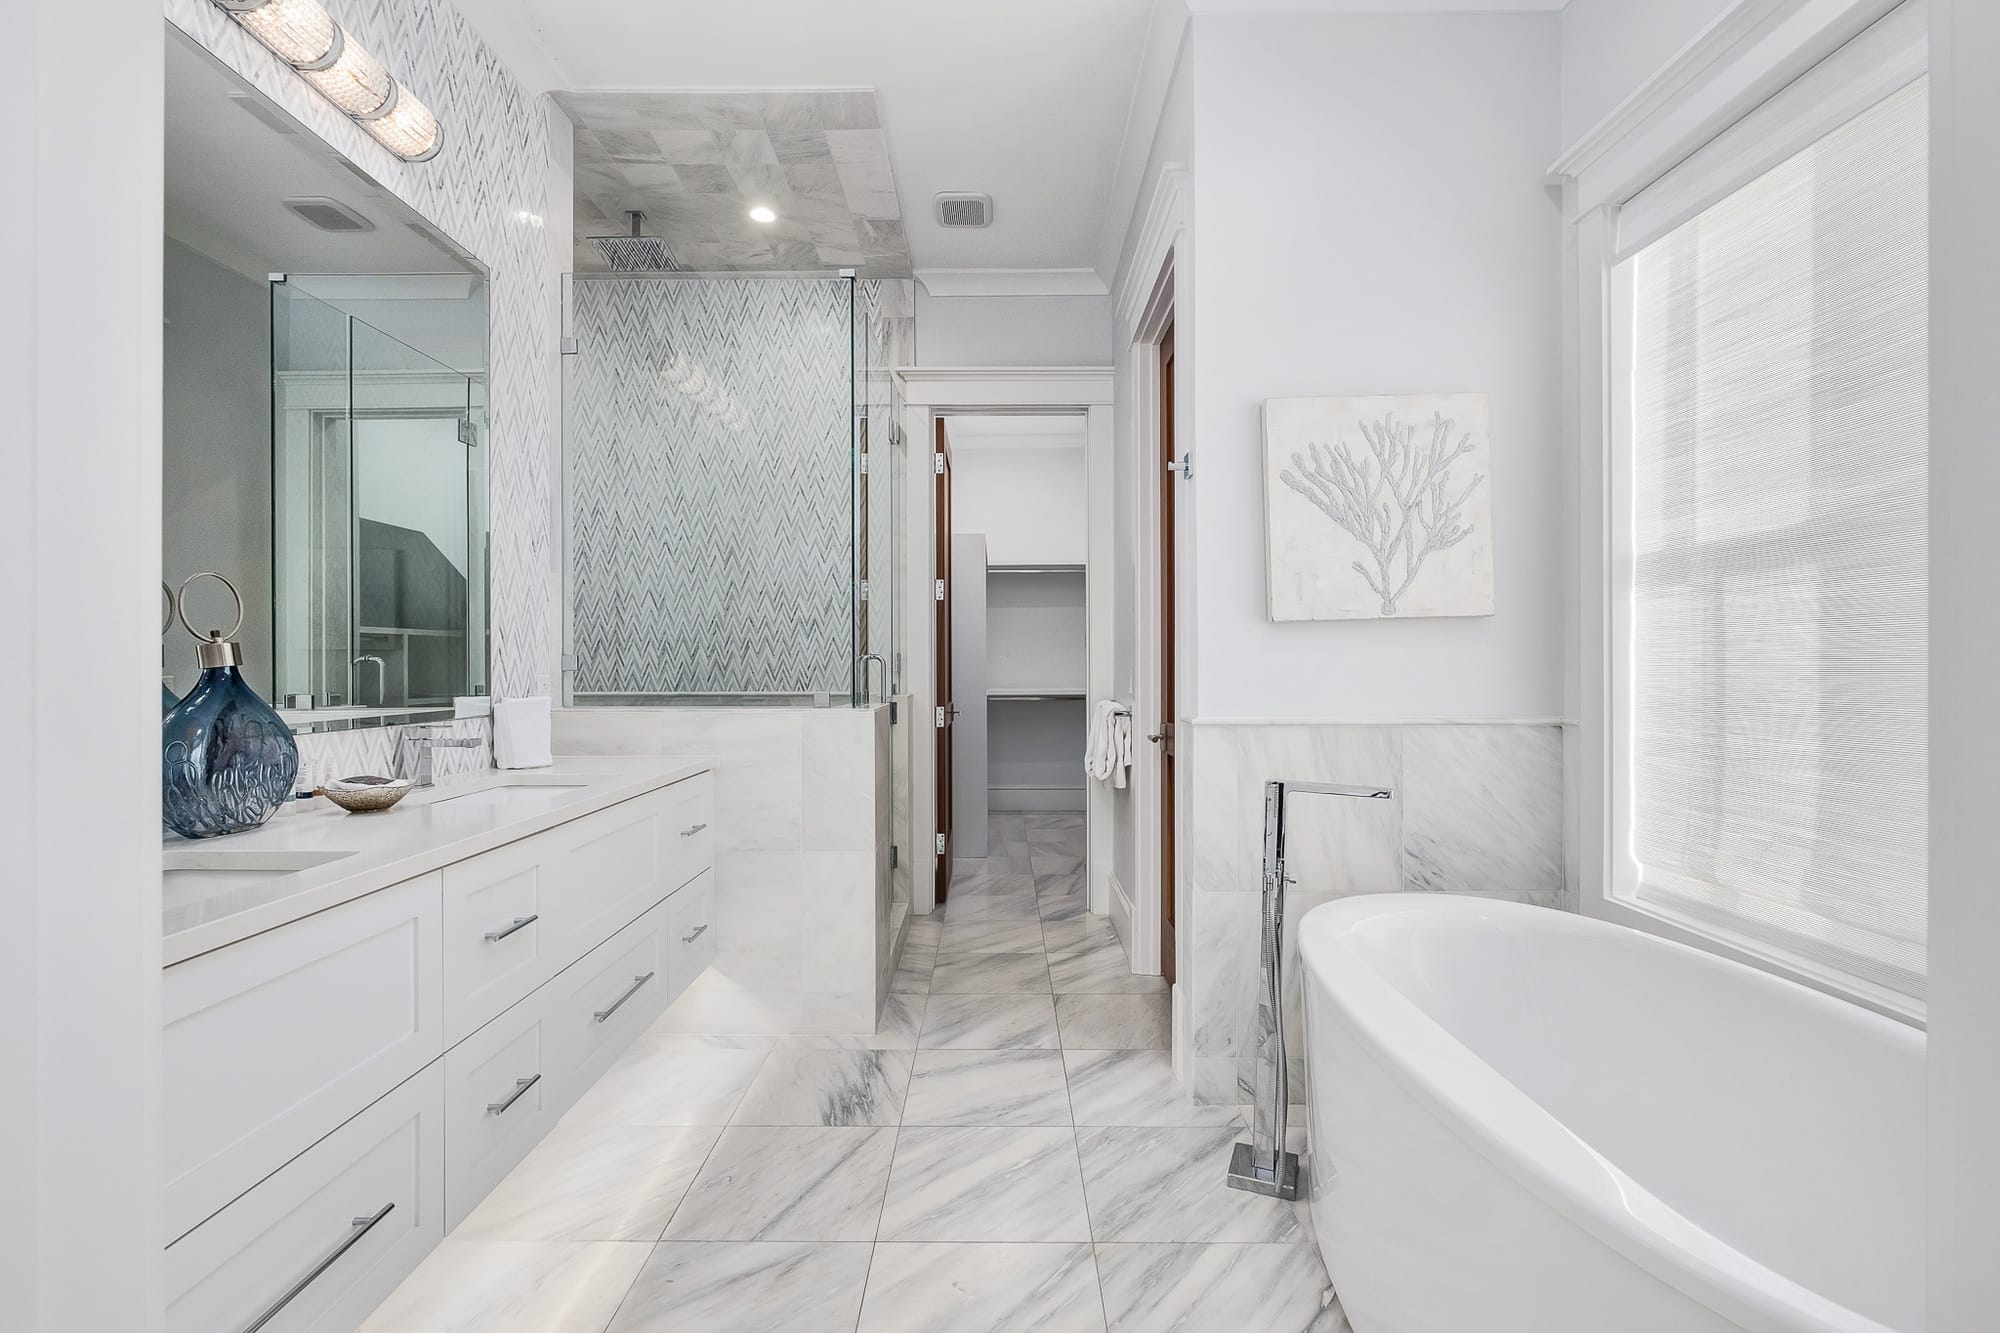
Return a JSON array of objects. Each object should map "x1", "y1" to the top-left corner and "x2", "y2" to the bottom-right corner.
[
  {"x1": 162, "y1": 680, "x2": 179, "y2": 715},
  {"x1": 163, "y1": 632, "x2": 299, "y2": 839}
]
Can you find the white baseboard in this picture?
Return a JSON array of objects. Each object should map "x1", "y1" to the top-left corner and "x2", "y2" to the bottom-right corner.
[{"x1": 1108, "y1": 872, "x2": 1135, "y2": 950}]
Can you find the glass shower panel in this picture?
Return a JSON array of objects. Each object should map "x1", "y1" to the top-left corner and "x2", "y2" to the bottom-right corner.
[
  {"x1": 565, "y1": 273, "x2": 861, "y2": 704},
  {"x1": 271, "y1": 281, "x2": 356, "y2": 707}
]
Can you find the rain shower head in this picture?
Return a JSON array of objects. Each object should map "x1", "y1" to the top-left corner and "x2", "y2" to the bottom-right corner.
[{"x1": 592, "y1": 210, "x2": 679, "y2": 272}]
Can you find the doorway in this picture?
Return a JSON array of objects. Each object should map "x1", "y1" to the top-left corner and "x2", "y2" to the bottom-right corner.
[
  {"x1": 1155, "y1": 323, "x2": 1178, "y2": 983},
  {"x1": 934, "y1": 416, "x2": 954, "y2": 903}
]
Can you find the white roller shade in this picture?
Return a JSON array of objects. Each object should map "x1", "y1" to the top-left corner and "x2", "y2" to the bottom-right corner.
[{"x1": 1613, "y1": 71, "x2": 1929, "y2": 1005}]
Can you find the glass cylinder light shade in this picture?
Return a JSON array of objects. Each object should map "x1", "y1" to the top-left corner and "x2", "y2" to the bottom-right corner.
[
  {"x1": 364, "y1": 89, "x2": 443, "y2": 161},
  {"x1": 229, "y1": 0, "x2": 339, "y2": 67},
  {"x1": 301, "y1": 32, "x2": 394, "y2": 117}
]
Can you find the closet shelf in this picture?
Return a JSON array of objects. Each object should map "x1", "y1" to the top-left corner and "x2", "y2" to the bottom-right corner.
[
  {"x1": 988, "y1": 563, "x2": 1084, "y2": 576},
  {"x1": 989, "y1": 688, "x2": 1086, "y2": 701}
]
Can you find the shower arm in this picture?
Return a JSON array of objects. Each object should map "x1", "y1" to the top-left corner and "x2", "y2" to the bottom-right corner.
[{"x1": 1228, "y1": 778, "x2": 1394, "y2": 1201}]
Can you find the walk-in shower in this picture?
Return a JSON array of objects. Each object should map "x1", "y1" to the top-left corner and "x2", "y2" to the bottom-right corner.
[{"x1": 560, "y1": 271, "x2": 906, "y2": 708}]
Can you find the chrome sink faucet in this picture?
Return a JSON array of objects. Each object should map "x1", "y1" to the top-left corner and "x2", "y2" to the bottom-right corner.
[
  {"x1": 352, "y1": 654, "x2": 387, "y2": 707},
  {"x1": 396, "y1": 725, "x2": 480, "y2": 788}
]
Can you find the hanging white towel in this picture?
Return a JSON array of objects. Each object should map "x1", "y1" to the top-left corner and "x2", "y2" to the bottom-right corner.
[
  {"x1": 492, "y1": 695, "x2": 554, "y2": 769},
  {"x1": 1086, "y1": 700, "x2": 1133, "y2": 790}
]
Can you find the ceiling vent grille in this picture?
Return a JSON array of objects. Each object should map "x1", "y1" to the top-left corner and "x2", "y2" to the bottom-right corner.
[
  {"x1": 283, "y1": 196, "x2": 373, "y2": 232},
  {"x1": 936, "y1": 193, "x2": 993, "y2": 229}
]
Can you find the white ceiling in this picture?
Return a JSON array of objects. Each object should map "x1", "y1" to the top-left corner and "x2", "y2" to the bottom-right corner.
[
  {"x1": 165, "y1": 28, "x2": 478, "y2": 281},
  {"x1": 463, "y1": 0, "x2": 1160, "y2": 285}
]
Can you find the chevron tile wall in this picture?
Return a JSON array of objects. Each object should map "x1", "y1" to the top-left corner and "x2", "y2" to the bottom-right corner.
[
  {"x1": 166, "y1": 0, "x2": 557, "y2": 772},
  {"x1": 568, "y1": 276, "x2": 859, "y2": 695}
]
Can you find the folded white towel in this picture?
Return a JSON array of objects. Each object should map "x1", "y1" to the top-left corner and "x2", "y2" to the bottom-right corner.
[
  {"x1": 492, "y1": 695, "x2": 554, "y2": 769},
  {"x1": 1086, "y1": 700, "x2": 1133, "y2": 789}
]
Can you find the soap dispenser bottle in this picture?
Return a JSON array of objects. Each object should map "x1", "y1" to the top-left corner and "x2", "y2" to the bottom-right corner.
[{"x1": 162, "y1": 572, "x2": 299, "y2": 839}]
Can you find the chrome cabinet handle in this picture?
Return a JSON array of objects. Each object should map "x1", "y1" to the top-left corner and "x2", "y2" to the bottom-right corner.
[
  {"x1": 237, "y1": 1202, "x2": 394, "y2": 1333},
  {"x1": 680, "y1": 822, "x2": 708, "y2": 837},
  {"x1": 487, "y1": 1074, "x2": 541, "y2": 1115},
  {"x1": 593, "y1": 971, "x2": 655, "y2": 1023},
  {"x1": 682, "y1": 923, "x2": 708, "y2": 945},
  {"x1": 483, "y1": 914, "x2": 539, "y2": 942}
]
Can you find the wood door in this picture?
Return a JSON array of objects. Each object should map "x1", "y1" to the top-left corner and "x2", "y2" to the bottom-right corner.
[
  {"x1": 934, "y1": 418, "x2": 954, "y2": 903},
  {"x1": 1157, "y1": 324, "x2": 1177, "y2": 981}
]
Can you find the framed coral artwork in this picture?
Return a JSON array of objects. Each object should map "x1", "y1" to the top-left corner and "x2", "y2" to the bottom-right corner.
[{"x1": 1262, "y1": 393, "x2": 1495, "y2": 621}]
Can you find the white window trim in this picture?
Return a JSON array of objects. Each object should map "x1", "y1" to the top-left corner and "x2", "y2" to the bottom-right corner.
[{"x1": 1560, "y1": 0, "x2": 1927, "y2": 1025}]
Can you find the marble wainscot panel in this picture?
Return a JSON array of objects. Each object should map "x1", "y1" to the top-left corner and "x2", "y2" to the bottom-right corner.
[
  {"x1": 553, "y1": 706, "x2": 895, "y2": 1032},
  {"x1": 1183, "y1": 720, "x2": 1565, "y2": 1104}
]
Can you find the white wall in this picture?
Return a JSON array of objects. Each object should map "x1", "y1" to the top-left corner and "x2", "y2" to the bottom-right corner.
[
  {"x1": 914, "y1": 289, "x2": 1113, "y2": 365},
  {"x1": 948, "y1": 439, "x2": 1089, "y2": 565},
  {"x1": 1929, "y1": 0, "x2": 2000, "y2": 1323},
  {"x1": 1558, "y1": 0, "x2": 1737, "y2": 147},
  {"x1": 163, "y1": 237, "x2": 273, "y2": 696},
  {"x1": 2, "y1": 3, "x2": 164, "y2": 1328},
  {"x1": 1189, "y1": 11, "x2": 1564, "y2": 720}
]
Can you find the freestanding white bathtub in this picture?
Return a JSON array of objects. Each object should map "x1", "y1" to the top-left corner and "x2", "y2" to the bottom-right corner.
[{"x1": 1299, "y1": 894, "x2": 1922, "y2": 1333}]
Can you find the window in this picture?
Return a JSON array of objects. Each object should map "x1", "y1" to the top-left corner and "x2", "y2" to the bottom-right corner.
[{"x1": 1609, "y1": 18, "x2": 1928, "y2": 1009}]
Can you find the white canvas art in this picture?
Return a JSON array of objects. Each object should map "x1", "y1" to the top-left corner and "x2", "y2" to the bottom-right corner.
[{"x1": 1263, "y1": 393, "x2": 1495, "y2": 620}]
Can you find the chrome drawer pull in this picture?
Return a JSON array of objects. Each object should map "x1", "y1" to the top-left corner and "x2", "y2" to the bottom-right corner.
[
  {"x1": 237, "y1": 1201, "x2": 394, "y2": 1333},
  {"x1": 487, "y1": 1074, "x2": 542, "y2": 1115},
  {"x1": 483, "y1": 914, "x2": 539, "y2": 942},
  {"x1": 680, "y1": 822, "x2": 708, "y2": 837},
  {"x1": 593, "y1": 971, "x2": 655, "y2": 1023},
  {"x1": 682, "y1": 922, "x2": 709, "y2": 945}
]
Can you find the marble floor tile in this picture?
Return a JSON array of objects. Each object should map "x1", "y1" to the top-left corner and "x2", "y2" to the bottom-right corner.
[
  {"x1": 1055, "y1": 994, "x2": 1171, "y2": 1050},
  {"x1": 1030, "y1": 851, "x2": 1086, "y2": 877},
  {"x1": 455, "y1": 1122, "x2": 722, "y2": 1242},
  {"x1": 1036, "y1": 869, "x2": 1086, "y2": 897},
  {"x1": 918, "y1": 993, "x2": 1061, "y2": 1050},
  {"x1": 950, "y1": 865, "x2": 1037, "y2": 898},
  {"x1": 1063, "y1": 1050, "x2": 1242, "y2": 1128},
  {"x1": 931, "y1": 951, "x2": 1052, "y2": 994},
  {"x1": 1026, "y1": 812, "x2": 1085, "y2": 833},
  {"x1": 889, "y1": 952, "x2": 935, "y2": 994},
  {"x1": 606, "y1": 1241, "x2": 873, "y2": 1333},
  {"x1": 1042, "y1": 913, "x2": 1121, "y2": 955},
  {"x1": 1049, "y1": 942, "x2": 1166, "y2": 995},
  {"x1": 1039, "y1": 891, "x2": 1090, "y2": 923},
  {"x1": 562, "y1": 1042, "x2": 770, "y2": 1127},
  {"x1": 877, "y1": 1126, "x2": 1091, "y2": 1242},
  {"x1": 858, "y1": 1242, "x2": 1106, "y2": 1333},
  {"x1": 1076, "y1": 1126, "x2": 1303, "y2": 1243},
  {"x1": 357, "y1": 1239, "x2": 649, "y2": 1333},
  {"x1": 939, "y1": 918, "x2": 1047, "y2": 954},
  {"x1": 942, "y1": 889, "x2": 1044, "y2": 924},
  {"x1": 902, "y1": 1047, "x2": 1073, "y2": 1125},
  {"x1": 661, "y1": 1126, "x2": 897, "y2": 1241},
  {"x1": 1094, "y1": 1243, "x2": 1339, "y2": 1333},
  {"x1": 729, "y1": 1050, "x2": 914, "y2": 1126}
]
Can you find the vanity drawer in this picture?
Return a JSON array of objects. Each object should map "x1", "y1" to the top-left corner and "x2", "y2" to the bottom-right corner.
[
  {"x1": 166, "y1": 1063, "x2": 445, "y2": 1333},
  {"x1": 547, "y1": 897, "x2": 672, "y2": 1100},
  {"x1": 443, "y1": 989, "x2": 555, "y2": 1230},
  {"x1": 663, "y1": 775, "x2": 715, "y2": 891},
  {"x1": 441, "y1": 836, "x2": 558, "y2": 1044},
  {"x1": 164, "y1": 873, "x2": 444, "y2": 1243},
  {"x1": 667, "y1": 870, "x2": 717, "y2": 998},
  {"x1": 552, "y1": 791, "x2": 671, "y2": 967}
]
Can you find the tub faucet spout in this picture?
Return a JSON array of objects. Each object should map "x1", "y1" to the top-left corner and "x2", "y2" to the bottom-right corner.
[{"x1": 1227, "y1": 778, "x2": 1393, "y2": 1201}]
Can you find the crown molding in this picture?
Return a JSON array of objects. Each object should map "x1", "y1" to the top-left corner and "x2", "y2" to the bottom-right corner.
[
  {"x1": 1113, "y1": 163, "x2": 1187, "y2": 327},
  {"x1": 915, "y1": 269, "x2": 1109, "y2": 299}
]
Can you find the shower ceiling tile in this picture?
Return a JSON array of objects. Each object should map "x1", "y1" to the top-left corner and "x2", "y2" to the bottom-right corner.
[{"x1": 559, "y1": 89, "x2": 910, "y2": 276}]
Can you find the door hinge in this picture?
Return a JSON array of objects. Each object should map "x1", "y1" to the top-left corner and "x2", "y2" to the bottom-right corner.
[
  {"x1": 934, "y1": 452, "x2": 945, "y2": 474},
  {"x1": 935, "y1": 833, "x2": 947, "y2": 855},
  {"x1": 560, "y1": 336, "x2": 578, "y2": 356},
  {"x1": 858, "y1": 453, "x2": 870, "y2": 474},
  {"x1": 935, "y1": 705, "x2": 947, "y2": 728},
  {"x1": 859, "y1": 579, "x2": 871, "y2": 600},
  {"x1": 934, "y1": 579, "x2": 945, "y2": 601}
]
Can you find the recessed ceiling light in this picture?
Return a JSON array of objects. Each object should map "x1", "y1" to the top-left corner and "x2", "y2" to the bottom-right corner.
[{"x1": 748, "y1": 205, "x2": 777, "y2": 224}]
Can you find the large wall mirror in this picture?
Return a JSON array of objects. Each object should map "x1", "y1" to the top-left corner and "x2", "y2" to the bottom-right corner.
[{"x1": 163, "y1": 23, "x2": 489, "y2": 734}]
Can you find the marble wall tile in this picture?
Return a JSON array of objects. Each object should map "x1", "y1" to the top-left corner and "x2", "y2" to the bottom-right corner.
[
  {"x1": 878, "y1": 1127, "x2": 1090, "y2": 1242},
  {"x1": 800, "y1": 849, "x2": 878, "y2": 995},
  {"x1": 1402, "y1": 724, "x2": 1564, "y2": 904},
  {"x1": 804, "y1": 709, "x2": 876, "y2": 851},
  {"x1": 1190, "y1": 892, "x2": 1260, "y2": 1060}
]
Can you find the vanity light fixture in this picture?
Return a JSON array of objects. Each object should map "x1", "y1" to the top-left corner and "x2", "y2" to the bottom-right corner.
[
  {"x1": 213, "y1": 0, "x2": 444, "y2": 162},
  {"x1": 747, "y1": 205, "x2": 777, "y2": 224}
]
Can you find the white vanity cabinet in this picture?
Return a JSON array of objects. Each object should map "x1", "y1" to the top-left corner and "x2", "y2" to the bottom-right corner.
[{"x1": 161, "y1": 765, "x2": 713, "y2": 1333}]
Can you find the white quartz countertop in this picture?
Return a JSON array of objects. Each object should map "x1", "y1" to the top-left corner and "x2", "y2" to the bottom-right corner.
[{"x1": 162, "y1": 755, "x2": 712, "y2": 967}]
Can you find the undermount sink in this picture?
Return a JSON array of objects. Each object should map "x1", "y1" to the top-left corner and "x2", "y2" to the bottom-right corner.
[
  {"x1": 162, "y1": 847, "x2": 357, "y2": 897},
  {"x1": 421, "y1": 778, "x2": 592, "y2": 811}
]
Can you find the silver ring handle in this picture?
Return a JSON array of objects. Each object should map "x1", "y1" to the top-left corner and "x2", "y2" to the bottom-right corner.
[
  {"x1": 176, "y1": 571, "x2": 245, "y2": 642},
  {"x1": 161, "y1": 582, "x2": 175, "y2": 636},
  {"x1": 593, "y1": 971, "x2": 655, "y2": 1023},
  {"x1": 486, "y1": 1074, "x2": 541, "y2": 1115},
  {"x1": 236, "y1": 1202, "x2": 394, "y2": 1333}
]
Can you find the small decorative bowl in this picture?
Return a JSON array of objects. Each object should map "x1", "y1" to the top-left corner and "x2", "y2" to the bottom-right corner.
[{"x1": 317, "y1": 776, "x2": 416, "y2": 813}]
